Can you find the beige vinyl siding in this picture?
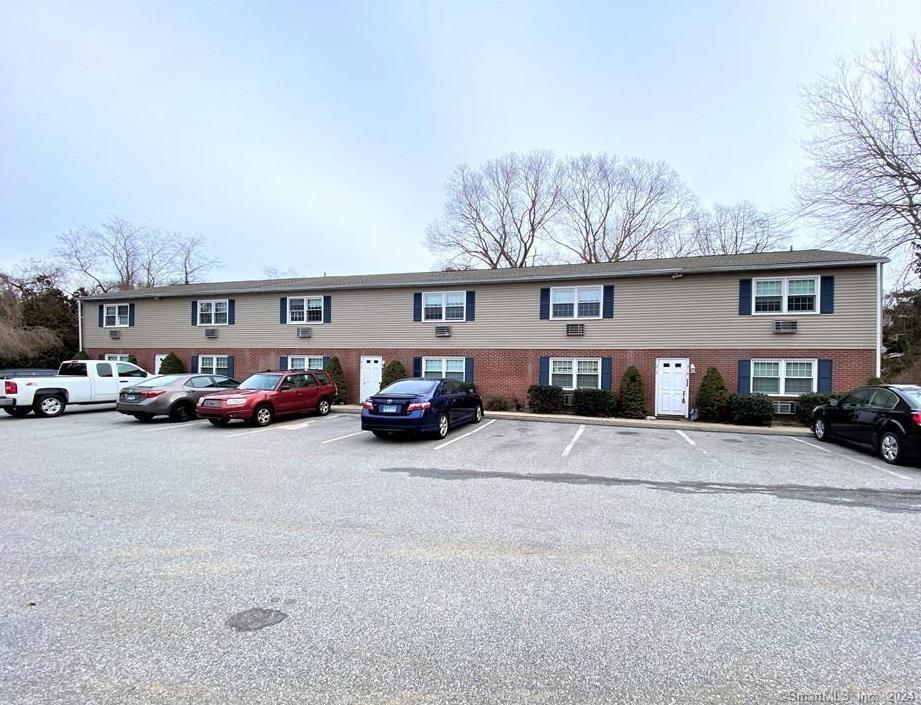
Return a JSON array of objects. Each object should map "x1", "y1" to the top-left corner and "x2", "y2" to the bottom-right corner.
[{"x1": 83, "y1": 265, "x2": 878, "y2": 350}]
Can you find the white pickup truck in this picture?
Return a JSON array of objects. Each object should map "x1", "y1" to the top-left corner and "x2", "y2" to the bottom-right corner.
[{"x1": 0, "y1": 359, "x2": 150, "y2": 417}]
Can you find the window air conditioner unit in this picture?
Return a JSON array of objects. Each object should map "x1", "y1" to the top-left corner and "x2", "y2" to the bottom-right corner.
[
  {"x1": 566, "y1": 323, "x2": 585, "y2": 337},
  {"x1": 204, "y1": 328, "x2": 218, "y2": 339},
  {"x1": 435, "y1": 325, "x2": 452, "y2": 337},
  {"x1": 562, "y1": 392, "x2": 575, "y2": 407},
  {"x1": 297, "y1": 326, "x2": 312, "y2": 339},
  {"x1": 773, "y1": 320, "x2": 798, "y2": 334},
  {"x1": 108, "y1": 329, "x2": 121, "y2": 339},
  {"x1": 772, "y1": 401, "x2": 796, "y2": 415}
]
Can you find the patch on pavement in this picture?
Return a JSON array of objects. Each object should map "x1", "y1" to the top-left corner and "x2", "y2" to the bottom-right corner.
[{"x1": 225, "y1": 607, "x2": 288, "y2": 632}]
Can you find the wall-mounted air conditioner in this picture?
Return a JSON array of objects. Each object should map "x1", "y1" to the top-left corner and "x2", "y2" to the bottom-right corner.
[
  {"x1": 772, "y1": 401, "x2": 796, "y2": 415},
  {"x1": 297, "y1": 327, "x2": 312, "y2": 338},
  {"x1": 435, "y1": 325, "x2": 451, "y2": 337},
  {"x1": 108, "y1": 329, "x2": 121, "y2": 339},
  {"x1": 566, "y1": 323, "x2": 585, "y2": 337},
  {"x1": 773, "y1": 320, "x2": 798, "y2": 334},
  {"x1": 204, "y1": 328, "x2": 218, "y2": 339}
]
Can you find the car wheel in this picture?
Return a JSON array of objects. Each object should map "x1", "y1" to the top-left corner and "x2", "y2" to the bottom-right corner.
[
  {"x1": 169, "y1": 403, "x2": 194, "y2": 423},
  {"x1": 133, "y1": 413, "x2": 154, "y2": 423},
  {"x1": 33, "y1": 394, "x2": 65, "y2": 418},
  {"x1": 252, "y1": 404, "x2": 273, "y2": 427},
  {"x1": 3, "y1": 407, "x2": 31, "y2": 417},
  {"x1": 879, "y1": 430, "x2": 905, "y2": 465},
  {"x1": 317, "y1": 398, "x2": 331, "y2": 416},
  {"x1": 435, "y1": 413, "x2": 449, "y2": 439},
  {"x1": 473, "y1": 404, "x2": 483, "y2": 424},
  {"x1": 208, "y1": 418, "x2": 230, "y2": 427},
  {"x1": 813, "y1": 416, "x2": 830, "y2": 442}
]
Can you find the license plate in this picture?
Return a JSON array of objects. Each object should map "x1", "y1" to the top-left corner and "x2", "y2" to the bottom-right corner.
[
  {"x1": 379, "y1": 404, "x2": 399, "y2": 413},
  {"x1": 204, "y1": 399, "x2": 220, "y2": 408},
  {"x1": 124, "y1": 394, "x2": 138, "y2": 402}
]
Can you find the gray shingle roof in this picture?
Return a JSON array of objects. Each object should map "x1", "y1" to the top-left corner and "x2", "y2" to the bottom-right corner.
[{"x1": 83, "y1": 249, "x2": 886, "y2": 300}]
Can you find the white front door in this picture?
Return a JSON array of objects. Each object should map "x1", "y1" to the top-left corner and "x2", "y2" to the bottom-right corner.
[
  {"x1": 359, "y1": 356, "x2": 383, "y2": 401},
  {"x1": 154, "y1": 353, "x2": 169, "y2": 375},
  {"x1": 655, "y1": 358, "x2": 690, "y2": 417}
]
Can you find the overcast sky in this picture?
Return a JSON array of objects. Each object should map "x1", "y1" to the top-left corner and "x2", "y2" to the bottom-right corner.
[{"x1": 1, "y1": 1, "x2": 919, "y2": 281}]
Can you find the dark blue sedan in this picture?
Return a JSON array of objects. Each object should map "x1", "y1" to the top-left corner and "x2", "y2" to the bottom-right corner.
[{"x1": 361, "y1": 378, "x2": 484, "y2": 439}]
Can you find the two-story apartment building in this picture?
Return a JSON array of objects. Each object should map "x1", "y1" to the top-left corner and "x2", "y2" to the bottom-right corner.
[{"x1": 81, "y1": 249, "x2": 885, "y2": 417}]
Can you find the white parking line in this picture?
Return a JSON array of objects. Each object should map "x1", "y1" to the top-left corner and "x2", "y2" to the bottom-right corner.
[
  {"x1": 562, "y1": 425, "x2": 585, "y2": 457},
  {"x1": 433, "y1": 419, "x2": 497, "y2": 450},
  {"x1": 227, "y1": 427, "x2": 276, "y2": 438},
  {"x1": 142, "y1": 422, "x2": 205, "y2": 432},
  {"x1": 675, "y1": 430, "x2": 696, "y2": 446},
  {"x1": 321, "y1": 430, "x2": 366, "y2": 444},
  {"x1": 283, "y1": 420, "x2": 315, "y2": 431},
  {"x1": 790, "y1": 437, "x2": 913, "y2": 480}
]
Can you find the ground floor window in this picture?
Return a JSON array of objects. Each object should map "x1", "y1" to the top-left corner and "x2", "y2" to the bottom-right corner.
[
  {"x1": 104, "y1": 353, "x2": 131, "y2": 362},
  {"x1": 422, "y1": 357, "x2": 465, "y2": 381},
  {"x1": 550, "y1": 358, "x2": 601, "y2": 390},
  {"x1": 289, "y1": 355, "x2": 325, "y2": 370},
  {"x1": 751, "y1": 359, "x2": 817, "y2": 395},
  {"x1": 198, "y1": 355, "x2": 230, "y2": 376}
]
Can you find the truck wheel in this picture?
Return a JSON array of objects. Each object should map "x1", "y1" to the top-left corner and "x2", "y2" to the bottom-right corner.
[
  {"x1": 3, "y1": 407, "x2": 31, "y2": 417},
  {"x1": 169, "y1": 403, "x2": 194, "y2": 423},
  {"x1": 34, "y1": 394, "x2": 66, "y2": 418}
]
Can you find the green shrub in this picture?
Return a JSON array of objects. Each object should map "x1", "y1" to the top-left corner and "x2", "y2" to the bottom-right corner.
[
  {"x1": 695, "y1": 367, "x2": 730, "y2": 421},
  {"x1": 72, "y1": 350, "x2": 89, "y2": 360},
  {"x1": 126, "y1": 354, "x2": 138, "y2": 366},
  {"x1": 794, "y1": 392, "x2": 842, "y2": 426},
  {"x1": 729, "y1": 393, "x2": 774, "y2": 426},
  {"x1": 527, "y1": 384, "x2": 563, "y2": 413},
  {"x1": 157, "y1": 352, "x2": 185, "y2": 374},
  {"x1": 618, "y1": 366, "x2": 647, "y2": 419},
  {"x1": 380, "y1": 360, "x2": 407, "y2": 389},
  {"x1": 573, "y1": 388, "x2": 617, "y2": 417},
  {"x1": 486, "y1": 394, "x2": 520, "y2": 412},
  {"x1": 867, "y1": 376, "x2": 882, "y2": 385},
  {"x1": 324, "y1": 356, "x2": 349, "y2": 403}
]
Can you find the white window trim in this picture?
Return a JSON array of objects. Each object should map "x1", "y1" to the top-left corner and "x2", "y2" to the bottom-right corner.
[
  {"x1": 286, "y1": 296, "x2": 325, "y2": 325},
  {"x1": 198, "y1": 354, "x2": 230, "y2": 375},
  {"x1": 288, "y1": 355, "x2": 325, "y2": 370},
  {"x1": 750, "y1": 358, "x2": 818, "y2": 397},
  {"x1": 421, "y1": 291, "x2": 466, "y2": 322},
  {"x1": 549, "y1": 357, "x2": 602, "y2": 390},
  {"x1": 549, "y1": 286, "x2": 603, "y2": 320},
  {"x1": 104, "y1": 353, "x2": 131, "y2": 362},
  {"x1": 752, "y1": 276, "x2": 820, "y2": 316},
  {"x1": 197, "y1": 299, "x2": 230, "y2": 326},
  {"x1": 421, "y1": 356, "x2": 467, "y2": 381},
  {"x1": 103, "y1": 303, "x2": 130, "y2": 328}
]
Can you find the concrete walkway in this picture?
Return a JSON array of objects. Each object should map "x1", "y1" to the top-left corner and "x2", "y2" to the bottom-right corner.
[{"x1": 331, "y1": 404, "x2": 811, "y2": 436}]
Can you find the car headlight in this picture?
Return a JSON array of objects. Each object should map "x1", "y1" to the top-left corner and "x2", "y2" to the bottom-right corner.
[{"x1": 225, "y1": 397, "x2": 247, "y2": 406}]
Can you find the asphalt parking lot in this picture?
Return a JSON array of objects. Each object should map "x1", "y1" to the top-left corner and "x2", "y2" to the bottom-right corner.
[{"x1": 2, "y1": 408, "x2": 921, "y2": 704}]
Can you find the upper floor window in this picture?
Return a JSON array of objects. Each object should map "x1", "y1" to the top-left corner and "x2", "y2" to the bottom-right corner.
[
  {"x1": 550, "y1": 358, "x2": 601, "y2": 389},
  {"x1": 551, "y1": 286, "x2": 602, "y2": 319},
  {"x1": 422, "y1": 357, "x2": 466, "y2": 381},
  {"x1": 753, "y1": 277, "x2": 818, "y2": 314},
  {"x1": 289, "y1": 355, "x2": 325, "y2": 370},
  {"x1": 423, "y1": 292, "x2": 465, "y2": 321},
  {"x1": 104, "y1": 303, "x2": 130, "y2": 327},
  {"x1": 197, "y1": 299, "x2": 229, "y2": 326},
  {"x1": 288, "y1": 296, "x2": 324, "y2": 323},
  {"x1": 751, "y1": 359, "x2": 817, "y2": 395}
]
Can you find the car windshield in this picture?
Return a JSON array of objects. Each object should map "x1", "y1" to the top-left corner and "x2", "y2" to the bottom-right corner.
[
  {"x1": 134, "y1": 375, "x2": 186, "y2": 387},
  {"x1": 897, "y1": 386, "x2": 921, "y2": 408},
  {"x1": 238, "y1": 374, "x2": 281, "y2": 391},
  {"x1": 379, "y1": 379, "x2": 439, "y2": 395}
]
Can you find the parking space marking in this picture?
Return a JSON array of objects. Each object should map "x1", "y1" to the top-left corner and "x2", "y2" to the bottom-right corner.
[
  {"x1": 675, "y1": 430, "x2": 696, "y2": 446},
  {"x1": 562, "y1": 425, "x2": 586, "y2": 457},
  {"x1": 227, "y1": 426, "x2": 277, "y2": 438},
  {"x1": 790, "y1": 437, "x2": 913, "y2": 481},
  {"x1": 433, "y1": 419, "x2": 497, "y2": 450},
  {"x1": 142, "y1": 422, "x2": 207, "y2": 432},
  {"x1": 321, "y1": 430, "x2": 366, "y2": 444},
  {"x1": 283, "y1": 420, "x2": 315, "y2": 431}
]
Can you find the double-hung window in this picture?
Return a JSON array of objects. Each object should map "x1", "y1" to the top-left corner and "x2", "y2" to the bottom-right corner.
[
  {"x1": 198, "y1": 355, "x2": 230, "y2": 376},
  {"x1": 104, "y1": 303, "x2": 130, "y2": 327},
  {"x1": 753, "y1": 277, "x2": 818, "y2": 314},
  {"x1": 104, "y1": 353, "x2": 131, "y2": 362},
  {"x1": 197, "y1": 300, "x2": 229, "y2": 326},
  {"x1": 288, "y1": 355, "x2": 325, "y2": 370},
  {"x1": 288, "y1": 296, "x2": 324, "y2": 323},
  {"x1": 423, "y1": 292, "x2": 465, "y2": 321},
  {"x1": 751, "y1": 359, "x2": 817, "y2": 395},
  {"x1": 422, "y1": 357, "x2": 466, "y2": 381},
  {"x1": 550, "y1": 358, "x2": 601, "y2": 390},
  {"x1": 551, "y1": 286, "x2": 602, "y2": 319}
]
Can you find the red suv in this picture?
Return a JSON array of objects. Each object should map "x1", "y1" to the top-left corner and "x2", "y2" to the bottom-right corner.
[{"x1": 197, "y1": 370, "x2": 337, "y2": 427}]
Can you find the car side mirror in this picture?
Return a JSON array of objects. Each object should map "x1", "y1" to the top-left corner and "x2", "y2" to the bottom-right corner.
[
  {"x1": 828, "y1": 398, "x2": 838, "y2": 407},
  {"x1": 279, "y1": 383, "x2": 292, "y2": 391}
]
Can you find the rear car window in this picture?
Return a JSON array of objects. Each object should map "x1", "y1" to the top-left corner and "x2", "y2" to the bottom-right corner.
[
  {"x1": 380, "y1": 379, "x2": 439, "y2": 395},
  {"x1": 58, "y1": 362, "x2": 87, "y2": 376},
  {"x1": 314, "y1": 372, "x2": 331, "y2": 385},
  {"x1": 187, "y1": 376, "x2": 214, "y2": 388}
]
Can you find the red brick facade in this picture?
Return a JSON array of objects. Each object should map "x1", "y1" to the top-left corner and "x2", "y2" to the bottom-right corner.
[{"x1": 87, "y1": 346, "x2": 878, "y2": 412}]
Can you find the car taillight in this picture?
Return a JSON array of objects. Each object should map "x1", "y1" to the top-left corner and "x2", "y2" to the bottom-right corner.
[
  {"x1": 141, "y1": 389, "x2": 166, "y2": 398},
  {"x1": 407, "y1": 401, "x2": 431, "y2": 411},
  {"x1": 361, "y1": 400, "x2": 374, "y2": 410},
  {"x1": 4, "y1": 381, "x2": 17, "y2": 395},
  {"x1": 912, "y1": 412, "x2": 921, "y2": 427}
]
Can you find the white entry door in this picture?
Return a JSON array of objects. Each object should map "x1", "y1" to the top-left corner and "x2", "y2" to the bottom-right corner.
[
  {"x1": 655, "y1": 358, "x2": 690, "y2": 417},
  {"x1": 154, "y1": 353, "x2": 169, "y2": 375},
  {"x1": 359, "y1": 356, "x2": 384, "y2": 401}
]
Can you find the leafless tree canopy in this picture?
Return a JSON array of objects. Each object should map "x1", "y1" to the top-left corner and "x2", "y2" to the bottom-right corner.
[
  {"x1": 425, "y1": 151, "x2": 562, "y2": 269},
  {"x1": 0, "y1": 270, "x2": 61, "y2": 362},
  {"x1": 796, "y1": 39, "x2": 921, "y2": 256},
  {"x1": 687, "y1": 201, "x2": 789, "y2": 256},
  {"x1": 55, "y1": 217, "x2": 219, "y2": 293}
]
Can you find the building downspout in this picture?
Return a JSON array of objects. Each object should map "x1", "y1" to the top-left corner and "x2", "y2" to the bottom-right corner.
[
  {"x1": 77, "y1": 298, "x2": 83, "y2": 354},
  {"x1": 876, "y1": 262, "x2": 883, "y2": 379}
]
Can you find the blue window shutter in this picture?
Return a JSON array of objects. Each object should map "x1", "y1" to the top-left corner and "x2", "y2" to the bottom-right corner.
[
  {"x1": 602, "y1": 285, "x2": 614, "y2": 318},
  {"x1": 738, "y1": 279, "x2": 752, "y2": 315},
  {"x1": 412, "y1": 356, "x2": 422, "y2": 377},
  {"x1": 538, "y1": 356, "x2": 550, "y2": 385},
  {"x1": 97, "y1": 304, "x2": 104, "y2": 327},
  {"x1": 279, "y1": 297, "x2": 287, "y2": 324},
  {"x1": 226, "y1": 356, "x2": 235, "y2": 379},
  {"x1": 279, "y1": 356, "x2": 288, "y2": 370},
  {"x1": 227, "y1": 299, "x2": 235, "y2": 325},
  {"x1": 818, "y1": 359, "x2": 833, "y2": 393},
  {"x1": 191, "y1": 355, "x2": 199, "y2": 373},
  {"x1": 191, "y1": 301, "x2": 198, "y2": 326},
  {"x1": 820, "y1": 276, "x2": 835, "y2": 314},
  {"x1": 466, "y1": 291, "x2": 475, "y2": 321},
  {"x1": 322, "y1": 356, "x2": 330, "y2": 369},
  {"x1": 539, "y1": 288, "x2": 550, "y2": 319},
  {"x1": 323, "y1": 295, "x2": 332, "y2": 323},
  {"x1": 601, "y1": 357, "x2": 613, "y2": 389},
  {"x1": 128, "y1": 303, "x2": 135, "y2": 327},
  {"x1": 413, "y1": 293, "x2": 422, "y2": 322},
  {"x1": 465, "y1": 357, "x2": 474, "y2": 382},
  {"x1": 737, "y1": 359, "x2": 751, "y2": 394}
]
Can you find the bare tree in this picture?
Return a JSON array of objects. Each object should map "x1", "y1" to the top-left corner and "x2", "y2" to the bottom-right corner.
[
  {"x1": 425, "y1": 151, "x2": 562, "y2": 268},
  {"x1": 686, "y1": 201, "x2": 788, "y2": 256},
  {"x1": 55, "y1": 217, "x2": 219, "y2": 292},
  {"x1": 795, "y1": 39, "x2": 921, "y2": 258},
  {"x1": 551, "y1": 154, "x2": 696, "y2": 263}
]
